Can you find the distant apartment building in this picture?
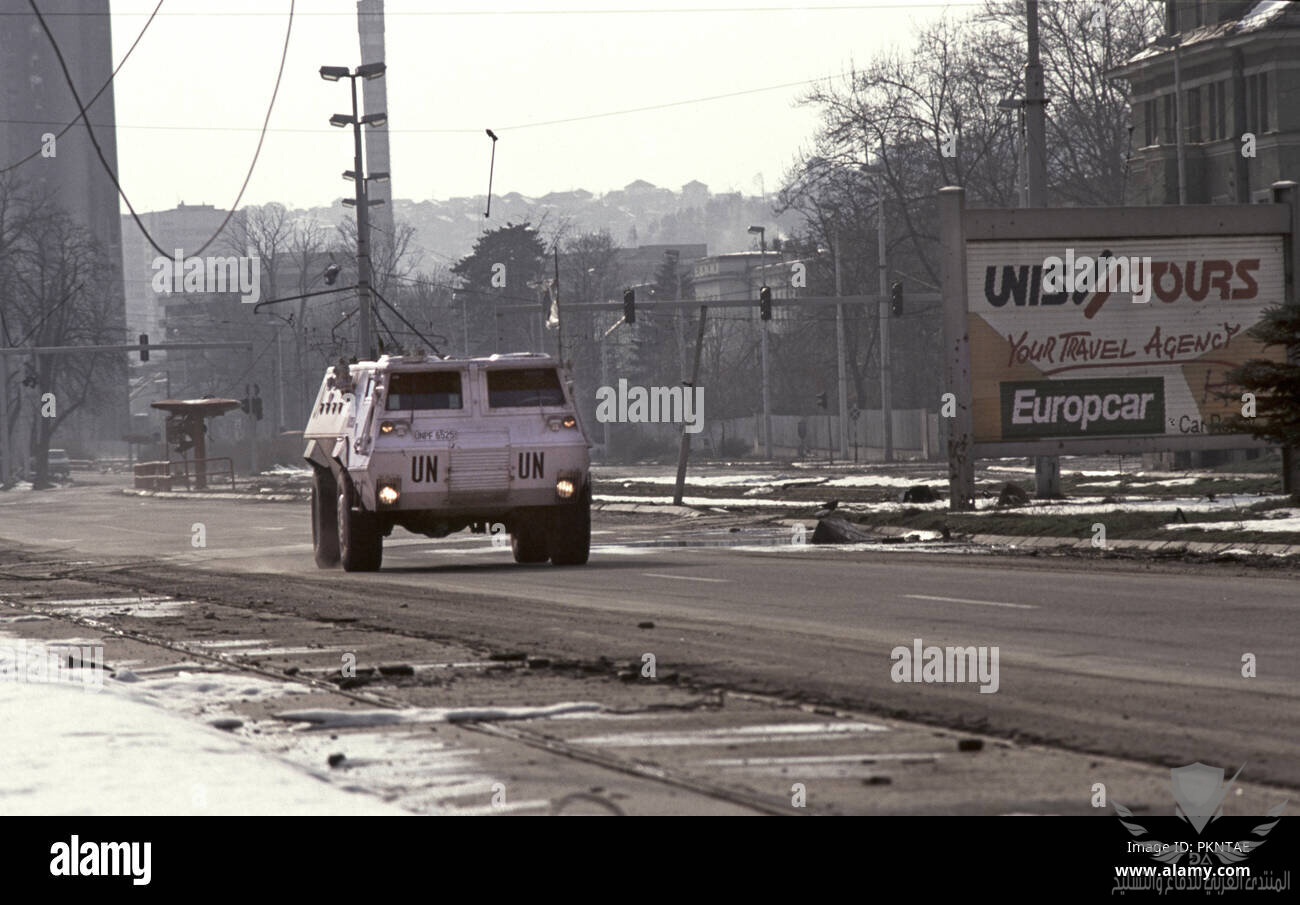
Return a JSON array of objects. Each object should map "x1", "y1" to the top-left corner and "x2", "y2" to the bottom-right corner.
[
  {"x1": 691, "y1": 249, "x2": 810, "y2": 330},
  {"x1": 121, "y1": 204, "x2": 232, "y2": 341},
  {"x1": 616, "y1": 243, "x2": 707, "y2": 289},
  {"x1": 1109, "y1": 0, "x2": 1300, "y2": 204},
  {"x1": 692, "y1": 251, "x2": 777, "y2": 303}
]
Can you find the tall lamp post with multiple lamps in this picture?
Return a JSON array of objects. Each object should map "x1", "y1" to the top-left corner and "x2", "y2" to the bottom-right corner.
[{"x1": 320, "y1": 62, "x2": 388, "y2": 361}]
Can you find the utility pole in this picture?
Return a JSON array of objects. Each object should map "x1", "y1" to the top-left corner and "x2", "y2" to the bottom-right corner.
[
  {"x1": 553, "y1": 246, "x2": 563, "y2": 363},
  {"x1": 749, "y1": 226, "x2": 772, "y2": 460},
  {"x1": 274, "y1": 324, "x2": 286, "y2": 432},
  {"x1": 0, "y1": 352, "x2": 9, "y2": 485},
  {"x1": 877, "y1": 165, "x2": 893, "y2": 462},
  {"x1": 1025, "y1": 0, "x2": 1061, "y2": 497},
  {"x1": 600, "y1": 333, "x2": 610, "y2": 457},
  {"x1": 834, "y1": 233, "x2": 848, "y2": 459},
  {"x1": 673, "y1": 306, "x2": 708, "y2": 505},
  {"x1": 1155, "y1": 32, "x2": 1188, "y2": 204}
]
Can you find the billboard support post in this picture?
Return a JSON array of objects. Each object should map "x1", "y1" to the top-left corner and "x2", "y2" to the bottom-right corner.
[
  {"x1": 834, "y1": 232, "x2": 849, "y2": 460},
  {"x1": 1272, "y1": 180, "x2": 1300, "y2": 495},
  {"x1": 940, "y1": 186, "x2": 975, "y2": 511}
]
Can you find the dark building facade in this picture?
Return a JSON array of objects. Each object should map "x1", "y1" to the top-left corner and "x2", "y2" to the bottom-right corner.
[
  {"x1": 1110, "y1": 0, "x2": 1300, "y2": 205},
  {"x1": 0, "y1": 0, "x2": 128, "y2": 452}
]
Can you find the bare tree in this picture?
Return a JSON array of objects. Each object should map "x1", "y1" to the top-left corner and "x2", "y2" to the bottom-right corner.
[{"x1": 0, "y1": 177, "x2": 122, "y2": 487}]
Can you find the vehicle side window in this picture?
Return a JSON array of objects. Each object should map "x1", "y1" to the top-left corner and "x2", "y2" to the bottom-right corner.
[
  {"x1": 385, "y1": 371, "x2": 463, "y2": 410},
  {"x1": 486, "y1": 368, "x2": 565, "y2": 408}
]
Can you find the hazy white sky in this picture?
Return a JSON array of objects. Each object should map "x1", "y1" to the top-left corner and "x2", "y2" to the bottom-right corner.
[{"x1": 106, "y1": 0, "x2": 971, "y2": 213}]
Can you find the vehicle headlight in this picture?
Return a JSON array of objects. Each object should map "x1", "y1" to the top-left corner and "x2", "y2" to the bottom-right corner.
[
  {"x1": 547, "y1": 415, "x2": 578, "y2": 431},
  {"x1": 555, "y1": 470, "x2": 580, "y2": 500},
  {"x1": 377, "y1": 477, "x2": 401, "y2": 506},
  {"x1": 380, "y1": 421, "x2": 395, "y2": 434}
]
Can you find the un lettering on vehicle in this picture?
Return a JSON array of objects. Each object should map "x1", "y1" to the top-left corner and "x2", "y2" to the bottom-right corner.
[
  {"x1": 410, "y1": 454, "x2": 438, "y2": 482},
  {"x1": 517, "y1": 451, "x2": 544, "y2": 479}
]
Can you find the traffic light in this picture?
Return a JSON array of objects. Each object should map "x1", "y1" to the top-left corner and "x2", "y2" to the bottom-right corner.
[
  {"x1": 890, "y1": 281, "x2": 904, "y2": 317},
  {"x1": 816, "y1": 392, "x2": 828, "y2": 410},
  {"x1": 242, "y1": 384, "x2": 263, "y2": 420},
  {"x1": 759, "y1": 286, "x2": 772, "y2": 321},
  {"x1": 623, "y1": 288, "x2": 635, "y2": 324},
  {"x1": 139, "y1": 334, "x2": 149, "y2": 362}
]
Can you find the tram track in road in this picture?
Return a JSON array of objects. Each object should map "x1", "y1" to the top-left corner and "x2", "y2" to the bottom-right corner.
[
  {"x1": 0, "y1": 549, "x2": 803, "y2": 814},
  {"x1": 0, "y1": 589, "x2": 796, "y2": 816}
]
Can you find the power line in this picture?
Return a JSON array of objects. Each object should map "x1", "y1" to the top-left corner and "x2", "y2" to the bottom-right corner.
[
  {"x1": 0, "y1": 74, "x2": 836, "y2": 135},
  {"x1": 26, "y1": 0, "x2": 295, "y2": 261},
  {"x1": 0, "y1": 5, "x2": 983, "y2": 17},
  {"x1": 1, "y1": 0, "x2": 166, "y2": 175},
  {"x1": 369, "y1": 284, "x2": 445, "y2": 357}
]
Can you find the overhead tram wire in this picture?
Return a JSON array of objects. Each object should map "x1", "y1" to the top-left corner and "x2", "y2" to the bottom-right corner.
[
  {"x1": 368, "y1": 284, "x2": 446, "y2": 357},
  {"x1": 0, "y1": 5, "x2": 987, "y2": 17},
  {"x1": 26, "y1": 0, "x2": 295, "y2": 260},
  {"x1": 0, "y1": 72, "x2": 844, "y2": 136},
  {"x1": 1, "y1": 0, "x2": 166, "y2": 175}
]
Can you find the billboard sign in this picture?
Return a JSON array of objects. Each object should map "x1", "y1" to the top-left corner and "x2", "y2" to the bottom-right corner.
[{"x1": 965, "y1": 236, "x2": 1286, "y2": 447}]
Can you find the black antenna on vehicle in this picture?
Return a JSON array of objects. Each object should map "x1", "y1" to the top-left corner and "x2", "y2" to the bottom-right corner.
[{"x1": 484, "y1": 129, "x2": 499, "y2": 217}]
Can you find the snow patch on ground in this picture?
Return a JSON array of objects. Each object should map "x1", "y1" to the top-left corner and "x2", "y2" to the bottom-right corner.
[
  {"x1": 0, "y1": 670, "x2": 401, "y2": 815},
  {"x1": 1163, "y1": 510, "x2": 1300, "y2": 533},
  {"x1": 274, "y1": 701, "x2": 604, "y2": 730}
]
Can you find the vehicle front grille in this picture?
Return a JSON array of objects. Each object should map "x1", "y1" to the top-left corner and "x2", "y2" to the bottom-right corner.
[{"x1": 448, "y1": 448, "x2": 510, "y2": 499}]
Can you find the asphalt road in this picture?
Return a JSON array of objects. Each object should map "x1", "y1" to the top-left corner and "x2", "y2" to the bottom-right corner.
[{"x1": 3, "y1": 476, "x2": 1298, "y2": 801}]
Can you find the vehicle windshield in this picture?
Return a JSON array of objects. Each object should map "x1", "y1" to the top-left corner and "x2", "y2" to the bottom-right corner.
[
  {"x1": 486, "y1": 368, "x2": 565, "y2": 408},
  {"x1": 384, "y1": 371, "x2": 463, "y2": 410}
]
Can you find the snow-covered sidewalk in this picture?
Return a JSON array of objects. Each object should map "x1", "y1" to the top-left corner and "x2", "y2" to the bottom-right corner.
[{"x1": 0, "y1": 675, "x2": 405, "y2": 816}]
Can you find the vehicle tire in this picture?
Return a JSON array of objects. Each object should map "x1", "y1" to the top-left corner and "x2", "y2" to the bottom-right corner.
[
  {"x1": 337, "y1": 473, "x2": 383, "y2": 572},
  {"x1": 511, "y1": 520, "x2": 550, "y2": 564},
  {"x1": 312, "y1": 469, "x2": 340, "y2": 568},
  {"x1": 547, "y1": 484, "x2": 591, "y2": 566}
]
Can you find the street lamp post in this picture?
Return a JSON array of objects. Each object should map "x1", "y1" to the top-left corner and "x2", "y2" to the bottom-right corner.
[
  {"x1": 322, "y1": 62, "x2": 387, "y2": 361},
  {"x1": 1154, "y1": 33, "x2": 1187, "y2": 205},
  {"x1": 748, "y1": 225, "x2": 772, "y2": 460}
]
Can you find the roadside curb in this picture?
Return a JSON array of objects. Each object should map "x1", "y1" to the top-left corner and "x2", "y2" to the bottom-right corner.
[
  {"x1": 121, "y1": 488, "x2": 306, "y2": 503},
  {"x1": 778, "y1": 519, "x2": 1299, "y2": 557}
]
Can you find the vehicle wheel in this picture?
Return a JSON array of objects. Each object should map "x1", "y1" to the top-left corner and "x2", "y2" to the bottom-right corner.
[
  {"x1": 311, "y1": 469, "x2": 340, "y2": 568},
  {"x1": 547, "y1": 484, "x2": 591, "y2": 566},
  {"x1": 511, "y1": 520, "x2": 550, "y2": 564},
  {"x1": 337, "y1": 473, "x2": 382, "y2": 572}
]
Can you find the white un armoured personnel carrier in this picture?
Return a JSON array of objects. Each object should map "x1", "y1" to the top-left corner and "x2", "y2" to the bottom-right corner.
[{"x1": 303, "y1": 352, "x2": 591, "y2": 571}]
